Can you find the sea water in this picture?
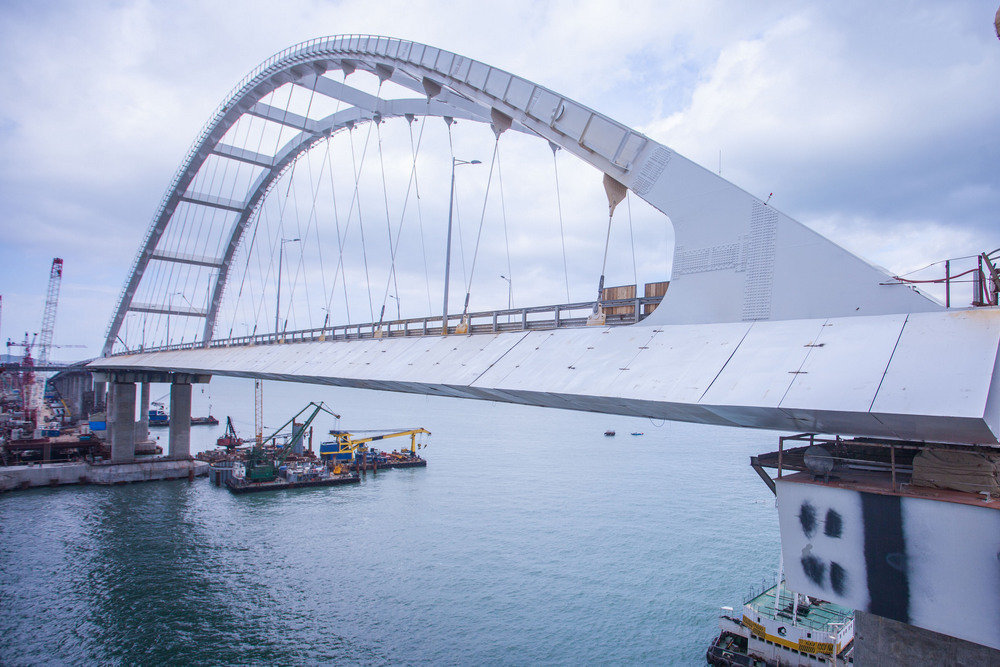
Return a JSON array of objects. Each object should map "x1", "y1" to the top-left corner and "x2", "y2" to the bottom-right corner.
[{"x1": 0, "y1": 377, "x2": 780, "y2": 664}]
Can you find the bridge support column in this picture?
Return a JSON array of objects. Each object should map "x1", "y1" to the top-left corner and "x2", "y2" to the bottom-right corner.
[
  {"x1": 168, "y1": 380, "x2": 191, "y2": 460},
  {"x1": 94, "y1": 380, "x2": 107, "y2": 411},
  {"x1": 855, "y1": 611, "x2": 1000, "y2": 664},
  {"x1": 135, "y1": 381, "x2": 149, "y2": 444},
  {"x1": 109, "y1": 381, "x2": 136, "y2": 463}
]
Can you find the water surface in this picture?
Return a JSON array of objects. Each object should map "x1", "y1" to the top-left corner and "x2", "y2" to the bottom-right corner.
[{"x1": 0, "y1": 378, "x2": 779, "y2": 664}]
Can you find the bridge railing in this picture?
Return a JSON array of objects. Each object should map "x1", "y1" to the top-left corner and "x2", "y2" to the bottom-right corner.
[{"x1": 119, "y1": 296, "x2": 664, "y2": 356}]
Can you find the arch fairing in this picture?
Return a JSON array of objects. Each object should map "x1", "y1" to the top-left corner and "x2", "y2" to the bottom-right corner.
[{"x1": 104, "y1": 35, "x2": 937, "y2": 356}]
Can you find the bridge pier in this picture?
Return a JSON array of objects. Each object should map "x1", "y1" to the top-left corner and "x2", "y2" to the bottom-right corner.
[
  {"x1": 93, "y1": 380, "x2": 106, "y2": 412},
  {"x1": 109, "y1": 381, "x2": 136, "y2": 463},
  {"x1": 94, "y1": 371, "x2": 210, "y2": 464},
  {"x1": 168, "y1": 380, "x2": 191, "y2": 460},
  {"x1": 135, "y1": 381, "x2": 149, "y2": 444}
]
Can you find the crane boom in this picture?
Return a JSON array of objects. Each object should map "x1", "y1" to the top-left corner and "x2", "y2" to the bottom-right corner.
[
  {"x1": 322, "y1": 428, "x2": 431, "y2": 459},
  {"x1": 30, "y1": 259, "x2": 63, "y2": 423},
  {"x1": 244, "y1": 401, "x2": 341, "y2": 482},
  {"x1": 38, "y1": 258, "x2": 63, "y2": 365}
]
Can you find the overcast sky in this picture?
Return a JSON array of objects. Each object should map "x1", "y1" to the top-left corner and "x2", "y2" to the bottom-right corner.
[{"x1": 1, "y1": 1, "x2": 998, "y2": 356}]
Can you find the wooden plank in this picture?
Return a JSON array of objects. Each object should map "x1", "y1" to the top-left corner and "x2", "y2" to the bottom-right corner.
[{"x1": 644, "y1": 281, "x2": 669, "y2": 314}]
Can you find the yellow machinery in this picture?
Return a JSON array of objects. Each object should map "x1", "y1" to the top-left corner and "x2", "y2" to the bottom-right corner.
[{"x1": 320, "y1": 428, "x2": 430, "y2": 461}]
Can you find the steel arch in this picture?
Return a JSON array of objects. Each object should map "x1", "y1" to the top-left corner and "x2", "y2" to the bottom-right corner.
[{"x1": 104, "y1": 35, "x2": 937, "y2": 356}]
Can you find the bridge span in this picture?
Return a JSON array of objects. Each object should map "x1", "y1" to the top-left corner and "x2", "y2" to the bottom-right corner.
[
  {"x1": 75, "y1": 35, "x2": 1000, "y2": 657},
  {"x1": 91, "y1": 306, "x2": 1000, "y2": 446}
]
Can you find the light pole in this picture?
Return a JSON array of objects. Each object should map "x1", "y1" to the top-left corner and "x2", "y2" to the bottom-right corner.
[
  {"x1": 500, "y1": 274, "x2": 512, "y2": 323},
  {"x1": 443, "y1": 158, "x2": 480, "y2": 334},
  {"x1": 499, "y1": 275, "x2": 512, "y2": 310},
  {"x1": 168, "y1": 291, "x2": 192, "y2": 347},
  {"x1": 387, "y1": 293, "x2": 400, "y2": 320},
  {"x1": 276, "y1": 237, "x2": 300, "y2": 334}
]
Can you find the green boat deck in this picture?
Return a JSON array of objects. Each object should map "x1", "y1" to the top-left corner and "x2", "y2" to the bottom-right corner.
[{"x1": 746, "y1": 584, "x2": 853, "y2": 632}]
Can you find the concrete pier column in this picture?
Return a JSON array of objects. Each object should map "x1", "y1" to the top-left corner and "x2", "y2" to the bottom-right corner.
[
  {"x1": 94, "y1": 380, "x2": 107, "y2": 411},
  {"x1": 110, "y1": 382, "x2": 136, "y2": 463},
  {"x1": 135, "y1": 381, "x2": 150, "y2": 443},
  {"x1": 168, "y1": 381, "x2": 192, "y2": 460}
]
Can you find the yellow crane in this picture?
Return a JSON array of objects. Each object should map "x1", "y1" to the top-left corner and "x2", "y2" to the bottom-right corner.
[{"x1": 320, "y1": 428, "x2": 431, "y2": 461}]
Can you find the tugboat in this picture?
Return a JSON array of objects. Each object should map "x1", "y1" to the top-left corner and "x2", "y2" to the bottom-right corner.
[
  {"x1": 148, "y1": 402, "x2": 169, "y2": 427},
  {"x1": 707, "y1": 581, "x2": 854, "y2": 665}
]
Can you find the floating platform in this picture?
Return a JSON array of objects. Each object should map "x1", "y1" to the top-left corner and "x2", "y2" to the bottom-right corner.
[
  {"x1": 351, "y1": 458, "x2": 427, "y2": 471},
  {"x1": 225, "y1": 473, "x2": 360, "y2": 494}
]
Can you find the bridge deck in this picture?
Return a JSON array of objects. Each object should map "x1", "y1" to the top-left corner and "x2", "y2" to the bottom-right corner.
[{"x1": 91, "y1": 308, "x2": 1000, "y2": 446}]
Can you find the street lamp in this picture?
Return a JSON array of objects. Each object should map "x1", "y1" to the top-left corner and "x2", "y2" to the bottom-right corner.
[
  {"x1": 443, "y1": 158, "x2": 480, "y2": 334},
  {"x1": 276, "y1": 237, "x2": 300, "y2": 334},
  {"x1": 500, "y1": 274, "x2": 512, "y2": 323},
  {"x1": 387, "y1": 293, "x2": 400, "y2": 320},
  {"x1": 167, "y1": 291, "x2": 193, "y2": 347},
  {"x1": 499, "y1": 275, "x2": 512, "y2": 310}
]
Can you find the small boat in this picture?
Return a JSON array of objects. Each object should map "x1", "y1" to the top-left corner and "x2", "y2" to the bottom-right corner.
[
  {"x1": 604, "y1": 430, "x2": 616, "y2": 436},
  {"x1": 630, "y1": 432, "x2": 643, "y2": 436},
  {"x1": 148, "y1": 402, "x2": 169, "y2": 426},
  {"x1": 191, "y1": 416, "x2": 219, "y2": 426}
]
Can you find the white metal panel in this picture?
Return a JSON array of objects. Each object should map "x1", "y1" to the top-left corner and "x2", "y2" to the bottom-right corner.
[
  {"x1": 780, "y1": 314, "x2": 908, "y2": 413},
  {"x1": 872, "y1": 309, "x2": 1000, "y2": 418},
  {"x1": 612, "y1": 321, "x2": 753, "y2": 405},
  {"x1": 700, "y1": 318, "x2": 827, "y2": 408},
  {"x1": 504, "y1": 77, "x2": 533, "y2": 109}
]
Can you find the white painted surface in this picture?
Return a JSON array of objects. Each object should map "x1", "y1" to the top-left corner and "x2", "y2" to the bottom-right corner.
[
  {"x1": 777, "y1": 478, "x2": 1000, "y2": 651},
  {"x1": 903, "y1": 495, "x2": 1000, "y2": 650},
  {"x1": 93, "y1": 308, "x2": 1000, "y2": 445}
]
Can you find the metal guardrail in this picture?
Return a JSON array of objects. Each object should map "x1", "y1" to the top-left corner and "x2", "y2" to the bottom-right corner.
[{"x1": 118, "y1": 296, "x2": 664, "y2": 355}]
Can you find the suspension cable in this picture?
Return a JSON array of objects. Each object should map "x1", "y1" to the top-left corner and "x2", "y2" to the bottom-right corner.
[
  {"x1": 347, "y1": 122, "x2": 376, "y2": 323},
  {"x1": 408, "y1": 114, "x2": 433, "y2": 313},
  {"x1": 374, "y1": 117, "x2": 400, "y2": 324},
  {"x1": 446, "y1": 122, "x2": 468, "y2": 288},
  {"x1": 323, "y1": 130, "x2": 351, "y2": 325},
  {"x1": 461, "y1": 137, "x2": 500, "y2": 318},
  {"x1": 496, "y1": 143, "x2": 513, "y2": 309},
  {"x1": 627, "y1": 193, "x2": 638, "y2": 288},
  {"x1": 550, "y1": 142, "x2": 571, "y2": 302},
  {"x1": 592, "y1": 174, "x2": 628, "y2": 317},
  {"x1": 377, "y1": 112, "x2": 428, "y2": 326}
]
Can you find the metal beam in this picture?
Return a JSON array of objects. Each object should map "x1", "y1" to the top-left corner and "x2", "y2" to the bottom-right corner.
[
  {"x1": 149, "y1": 250, "x2": 224, "y2": 269},
  {"x1": 211, "y1": 143, "x2": 275, "y2": 168},
  {"x1": 246, "y1": 102, "x2": 318, "y2": 133},
  {"x1": 129, "y1": 303, "x2": 208, "y2": 318},
  {"x1": 178, "y1": 191, "x2": 245, "y2": 214}
]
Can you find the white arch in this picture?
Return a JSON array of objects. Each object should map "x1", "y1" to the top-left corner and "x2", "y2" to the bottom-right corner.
[{"x1": 104, "y1": 35, "x2": 937, "y2": 355}]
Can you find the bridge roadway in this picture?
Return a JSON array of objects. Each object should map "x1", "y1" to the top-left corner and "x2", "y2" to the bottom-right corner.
[{"x1": 90, "y1": 306, "x2": 1000, "y2": 446}]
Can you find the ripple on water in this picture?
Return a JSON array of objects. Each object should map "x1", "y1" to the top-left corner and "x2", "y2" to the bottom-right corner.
[{"x1": 0, "y1": 382, "x2": 779, "y2": 664}]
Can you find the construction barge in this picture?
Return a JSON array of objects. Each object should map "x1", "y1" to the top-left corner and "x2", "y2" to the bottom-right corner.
[
  {"x1": 200, "y1": 403, "x2": 430, "y2": 494},
  {"x1": 225, "y1": 465, "x2": 360, "y2": 494}
]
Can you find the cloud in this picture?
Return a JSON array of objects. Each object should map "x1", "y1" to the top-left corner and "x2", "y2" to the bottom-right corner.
[{"x1": 1, "y1": 1, "x2": 997, "y2": 353}]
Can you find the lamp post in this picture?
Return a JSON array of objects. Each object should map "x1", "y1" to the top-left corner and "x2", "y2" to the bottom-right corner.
[
  {"x1": 499, "y1": 275, "x2": 512, "y2": 310},
  {"x1": 500, "y1": 274, "x2": 512, "y2": 323},
  {"x1": 275, "y1": 237, "x2": 300, "y2": 334},
  {"x1": 167, "y1": 291, "x2": 192, "y2": 347},
  {"x1": 443, "y1": 158, "x2": 480, "y2": 335}
]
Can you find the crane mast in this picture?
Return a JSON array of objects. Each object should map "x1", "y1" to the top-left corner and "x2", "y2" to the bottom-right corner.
[
  {"x1": 38, "y1": 258, "x2": 63, "y2": 365},
  {"x1": 32, "y1": 258, "x2": 63, "y2": 421}
]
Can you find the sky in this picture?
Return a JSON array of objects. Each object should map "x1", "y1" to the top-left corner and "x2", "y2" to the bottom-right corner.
[{"x1": 1, "y1": 1, "x2": 998, "y2": 357}]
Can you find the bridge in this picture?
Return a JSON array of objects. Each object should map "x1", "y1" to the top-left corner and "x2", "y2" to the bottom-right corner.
[{"x1": 76, "y1": 36, "x2": 1000, "y2": 655}]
